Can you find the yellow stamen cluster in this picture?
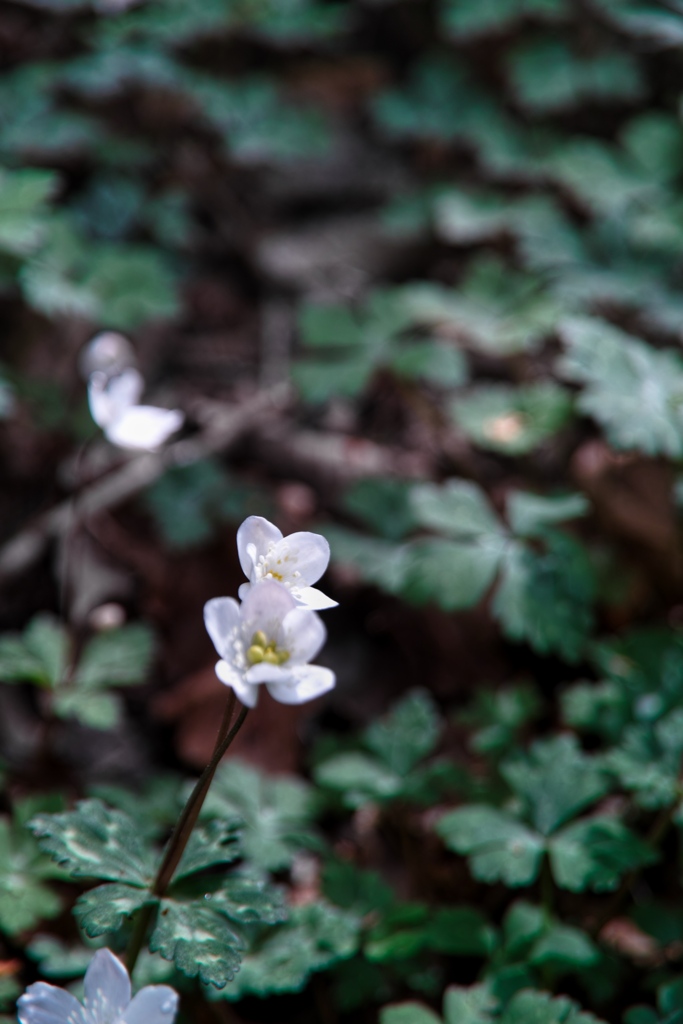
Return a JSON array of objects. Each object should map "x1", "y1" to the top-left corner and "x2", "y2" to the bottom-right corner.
[{"x1": 246, "y1": 630, "x2": 290, "y2": 666}]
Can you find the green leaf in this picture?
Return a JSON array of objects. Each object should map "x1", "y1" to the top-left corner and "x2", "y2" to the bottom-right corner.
[
  {"x1": 559, "y1": 317, "x2": 683, "y2": 456},
  {"x1": 150, "y1": 898, "x2": 244, "y2": 988},
  {"x1": 221, "y1": 901, "x2": 360, "y2": 999},
  {"x1": 401, "y1": 537, "x2": 503, "y2": 611},
  {"x1": 443, "y1": 984, "x2": 498, "y2": 1024},
  {"x1": 203, "y1": 759, "x2": 316, "y2": 872},
  {"x1": 0, "y1": 167, "x2": 56, "y2": 257},
  {"x1": 501, "y1": 988, "x2": 607, "y2": 1023},
  {"x1": 343, "y1": 478, "x2": 419, "y2": 542},
  {"x1": 0, "y1": 817, "x2": 62, "y2": 936},
  {"x1": 508, "y1": 38, "x2": 645, "y2": 113},
  {"x1": 507, "y1": 492, "x2": 588, "y2": 539},
  {"x1": 299, "y1": 304, "x2": 363, "y2": 347},
  {"x1": 440, "y1": 0, "x2": 569, "y2": 39},
  {"x1": 74, "y1": 882, "x2": 152, "y2": 937},
  {"x1": 75, "y1": 625, "x2": 155, "y2": 689},
  {"x1": 364, "y1": 690, "x2": 441, "y2": 775},
  {"x1": 605, "y1": 709, "x2": 683, "y2": 809},
  {"x1": 52, "y1": 688, "x2": 121, "y2": 730},
  {"x1": 314, "y1": 752, "x2": 403, "y2": 806},
  {"x1": 173, "y1": 818, "x2": 242, "y2": 881},
  {"x1": 380, "y1": 1004, "x2": 442, "y2": 1024},
  {"x1": 549, "y1": 817, "x2": 656, "y2": 892},
  {"x1": 501, "y1": 735, "x2": 608, "y2": 835},
  {"x1": 390, "y1": 340, "x2": 468, "y2": 387},
  {"x1": 461, "y1": 684, "x2": 541, "y2": 758},
  {"x1": 0, "y1": 615, "x2": 69, "y2": 687},
  {"x1": 451, "y1": 383, "x2": 573, "y2": 456},
  {"x1": 208, "y1": 873, "x2": 287, "y2": 926},
  {"x1": 403, "y1": 257, "x2": 561, "y2": 356},
  {"x1": 437, "y1": 806, "x2": 545, "y2": 886},
  {"x1": 493, "y1": 534, "x2": 596, "y2": 662},
  {"x1": 29, "y1": 799, "x2": 154, "y2": 885},
  {"x1": 410, "y1": 479, "x2": 503, "y2": 539},
  {"x1": 22, "y1": 223, "x2": 178, "y2": 328},
  {"x1": 143, "y1": 459, "x2": 270, "y2": 551}
]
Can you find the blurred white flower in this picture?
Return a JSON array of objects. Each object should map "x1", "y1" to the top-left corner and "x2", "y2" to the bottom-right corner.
[
  {"x1": 18, "y1": 947, "x2": 178, "y2": 1024},
  {"x1": 204, "y1": 579, "x2": 335, "y2": 708},
  {"x1": 88, "y1": 368, "x2": 183, "y2": 451},
  {"x1": 237, "y1": 515, "x2": 337, "y2": 610},
  {"x1": 79, "y1": 331, "x2": 136, "y2": 379}
]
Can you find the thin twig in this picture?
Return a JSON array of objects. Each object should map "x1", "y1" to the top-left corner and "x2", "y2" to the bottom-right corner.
[{"x1": 0, "y1": 384, "x2": 290, "y2": 585}]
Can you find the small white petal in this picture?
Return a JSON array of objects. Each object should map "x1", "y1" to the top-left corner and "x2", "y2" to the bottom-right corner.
[
  {"x1": 270, "y1": 532, "x2": 330, "y2": 586},
  {"x1": 204, "y1": 598, "x2": 241, "y2": 660},
  {"x1": 215, "y1": 660, "x2": 259, "y2": 707},
  {"x1": 237, "y1": 582, "x2": 251, "y2": 601},
  {"x1": 88, "y1": 368, "x2": 144, "y2": 429},
  {"x1": 245, "y1": 662, "x2": 293, "y2": 685},
  {"x1": 17, "y1": 982, "x2": 88, "y2": 1024},
  {"x1": 236, "y1": 516, "x2": 282, "y2": 579},
  {"x1": 120, "y1": 985, "x2": 178, "y2": 1024},
  {"x1": 267, "y1": 665, "x2": 335, "y2": 705},
  {"x1": 294, "y1": 586, "x2": 338, "y2": 610},
  {"x1": 105, "y1": 406, "x2": 183, "y2": 451},
  {"x1": 240, "y1": 580, "x2": 298, "y2": 643},
  {"x1": 278, "y1": 608, "x2": 326, "y2": 665},
  {"x1": 84, "y1": 949, "x2": 131, "y2": 1023}
]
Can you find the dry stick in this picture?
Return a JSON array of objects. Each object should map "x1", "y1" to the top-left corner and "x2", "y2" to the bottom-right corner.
[
  {"x1": 0, "y1": 384, "x2": 291, "y2": 585},
  {"x1": 126, "y1": 695, "x2": 249, "y2": 974}
]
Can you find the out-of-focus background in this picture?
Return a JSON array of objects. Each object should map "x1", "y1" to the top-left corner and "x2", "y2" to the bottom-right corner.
[{"x1": 3, "y1": 1, "x2": 683, "y2": 1020}]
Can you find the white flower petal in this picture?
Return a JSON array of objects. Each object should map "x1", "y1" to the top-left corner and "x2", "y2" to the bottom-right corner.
[
  {"x1": 105, "y1": 406, "x2": 183, "y2": 451},
  {"x1": 84, "y1": 949, "x2": 130, "y2": 1023},
  {"x1": 240, "y1": 580, "x2": 298, "y2": 643},
  {"x1": 266, "y1": 665, "x2": 335, "y2": 705},
  {"x1": 204, "y1": 598, "x2": 241, "y2": 660},
  {"x1": 17, "y1": 982, "x2": 89, "y2": 1024},
  {"x1": 294, "y1": 586, "x2": 338, "y2": 610},
  {"x1": 120, "y1": 985, "x2": 178, "y2": 1024},
  {"x1": 237, "y1": 582, "x2": 251, "y2": 601},
  {"x1": 215, "y1": 660, "x2": 259, "y2": 707},
  {"x1": 278, "y1": 608, "x2": 326, "y2": 665},
  {"x1": 245, "y1": 663, "x2": 293, "y2": 685},
  {"x1": 88, "y1": 368, "x2": 144, "y2": 429},
  {"x1": 270, "y1": 532, "x2": 330, "y2": 587},
  {"x1": 237, "y1": 516, "x2": 282, "y2": 579}
]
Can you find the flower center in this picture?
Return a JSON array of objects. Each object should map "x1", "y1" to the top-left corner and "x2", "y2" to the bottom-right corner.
[
  {"x1": 246, "y1": 630, "x2": 290, "y2": 666},
  {"x1": 253, "y1": 544, "x2": 302, "y2": 589}
]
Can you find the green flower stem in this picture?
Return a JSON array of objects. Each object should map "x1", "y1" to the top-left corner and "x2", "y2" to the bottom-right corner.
[{"x1": 126, "y1": 691, "x2": 249, "y2": 973}]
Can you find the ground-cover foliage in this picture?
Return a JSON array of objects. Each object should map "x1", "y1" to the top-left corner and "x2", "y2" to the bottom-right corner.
[{"x1": 2, "y1": 0, "x2": 683, "y2": 1022}]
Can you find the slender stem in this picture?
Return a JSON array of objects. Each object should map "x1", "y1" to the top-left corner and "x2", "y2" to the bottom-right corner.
[{"x1": 125, "y1": 693, "x2": 248, "y2": 974}]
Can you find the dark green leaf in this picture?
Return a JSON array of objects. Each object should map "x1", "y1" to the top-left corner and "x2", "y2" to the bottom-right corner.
[
  {"x1": 150, "y1": 898, "x2": 244, "y2": 988},
  {"x1": 549, "y1": 817, "x2": 657, "y2": 892},
  {"x1": 74, "y1": 882, "x2": 152, "y2": 937},
  {"x1": 437, "y1": 806, "x2": 545, "y2": 886},
  {"x1": 501, "y1": 735, "x2": 608, "y2": 835},
  {"x1": 203, "y1": 759, "x2": 316, "y2": 872},
  {"x1": 29, "y1": 799, "x2": 154, "y2": 885},
  {"x1": 364, "y1": 690, "x2": 441, "y2": 775}
]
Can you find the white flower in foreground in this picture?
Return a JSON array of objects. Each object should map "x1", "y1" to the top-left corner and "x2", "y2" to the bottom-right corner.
[
  {"x1": 88, "y1": 368, "x2": 184, "y2": 452},
  {"x1": 204, "y1": 579, "x2": 335, "y2": 708},
  {"x1": 18, "y1": 948, "x2": 178, "y2": 1024},
  {"x1": 237, "y1": 515, "x2": 337, "y2": 610}
]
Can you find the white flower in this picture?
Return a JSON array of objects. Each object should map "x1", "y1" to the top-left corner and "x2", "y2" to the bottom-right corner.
[
  {"x1": 237, "y1": 515, "x2": 337, "y2": 610},
  {"x1": 88, "y1": 368, "x2": 184, "y2": 452},
  {"x1": 204, "y1": 580, "x2": 335, "y2": 708},
  {"x1": 18, "y1": 948, "x2": 179, "y2": 1024}
]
